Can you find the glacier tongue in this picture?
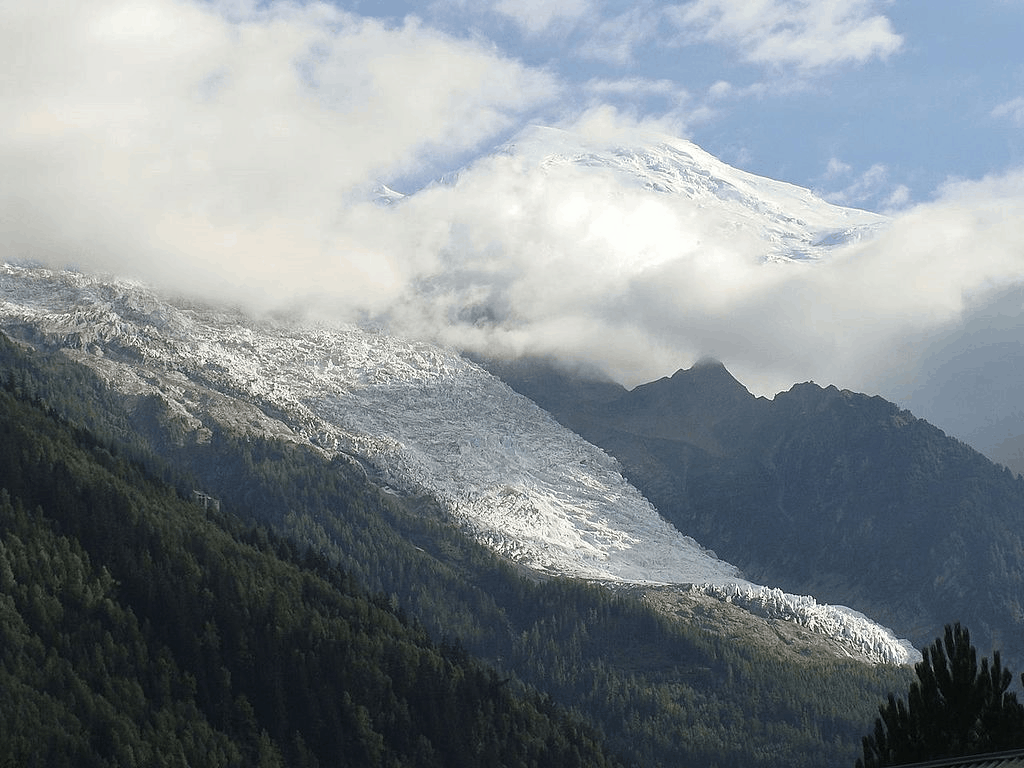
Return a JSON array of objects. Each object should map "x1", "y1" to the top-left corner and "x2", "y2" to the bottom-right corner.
[
  {"x1": 695, "y1": 584, "x2": 919, "y2": 666},
  {"x1": 0, "y1": 263, "x2": 918, "y2": 664}
]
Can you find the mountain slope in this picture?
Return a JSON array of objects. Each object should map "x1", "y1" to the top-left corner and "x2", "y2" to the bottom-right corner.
[
  {"x1": 0, "y1": 311, "x2": 917, "y2": 768},
  {"x1": 0, "y1": 262, "x2": 916, "y2": 665},
  {"x1": 0, "y1": 263, "x2": 740, "y2": 585},
  {"x1": 0, "y1": 372, "x2": 619, "y2": 768},
  {"x1": 481, "y1": 355, "x2": 1024, "y2": 670}
]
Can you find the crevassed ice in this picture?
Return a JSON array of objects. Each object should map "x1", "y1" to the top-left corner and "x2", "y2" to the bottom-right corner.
[{"x1": 0, "y1": 263, "x2": 917, "y2": 664}]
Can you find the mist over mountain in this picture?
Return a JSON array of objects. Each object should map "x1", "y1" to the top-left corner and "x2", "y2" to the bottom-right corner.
[
  {"x1": 366, "y1": 125, "x2": 1024, "y2": 471},
  {"x1": 887, "y1": 284, "x2": 1024, "y2": 476},
  {"x1": 8, "y1": 105, "x2": 1024, "y2": 463},
  {"x1": 479, "y1": 354, "x2": 1024, "y2": 672}
]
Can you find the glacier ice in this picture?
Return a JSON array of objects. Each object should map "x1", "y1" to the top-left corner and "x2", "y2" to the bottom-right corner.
[{"x1": 0, "y1": 263, "x2": 918, "y2": 664}]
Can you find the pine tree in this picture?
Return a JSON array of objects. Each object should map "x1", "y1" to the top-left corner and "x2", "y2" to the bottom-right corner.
[{"x1": 858, "y1": 623, "x2": 1024, "y2": 767}]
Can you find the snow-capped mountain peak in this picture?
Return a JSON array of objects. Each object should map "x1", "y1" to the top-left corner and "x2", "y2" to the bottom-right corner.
[{"x1": 489, "y1": 124, "x2": 887, "y2": 263}]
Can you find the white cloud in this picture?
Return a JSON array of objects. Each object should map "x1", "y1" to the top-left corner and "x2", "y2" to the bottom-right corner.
[
  {"x1": 491, "y1": 0, "x2": 593, "y2": 35},
  {"x1": 360, "y1": 111, "x2": 1024, "y2": 406},
  {"x1": 0, "y1": 0, "x2": 559, "y2": 307},
  {"x1": 667, "y1": 0, "x2": 902, "y2": 70},
  {"x1": 824, "y1": 163, "x2": 889, "y2": 205},
  {"x1": 581, "y1": 78, "x2": 703, "y2": 132},
  {"x1": 992, "y1": 96, "x2": 1024, "y2": 125},
  {"x1": 830, "y1": 169, "x2": 1024, "y2": 394},
  {"x1": 707, "y1": 80, "x2": 733, "y2": 99},
  {"x1": 825, "y1": 157, "x2": 852, "y2": 178},
  {"x1": 818, "y1": 160, "x2": 911, "y2": 211},
  {"x1": 576, "y1": 5, "x2": 663, "y2": 65},
  {"x1": 882, "y1": 184, "x2": 911, "y2": 211},
  {"x1": 585, "y1": 77, "x2": 685, "y2": 98},
  {"x1": 560, "y1": 103, "x2": 689, "y2": 142}
]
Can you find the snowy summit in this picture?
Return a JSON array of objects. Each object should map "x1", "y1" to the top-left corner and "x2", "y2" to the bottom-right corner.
[{"x1": 490, "y1": 124, "x2": 888, "y2": 262}]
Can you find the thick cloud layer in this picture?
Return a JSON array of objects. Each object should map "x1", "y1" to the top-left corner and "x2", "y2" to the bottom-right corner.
[
  {"x1": 1, "y1": 0, "x2": 558, "y2": 306},
  {"x1": 4, "y1": 0, "x2": 1024, "y2": 463},
  {"x1": 367, "y1": 118, "x2": 1024, "y2": 405}
]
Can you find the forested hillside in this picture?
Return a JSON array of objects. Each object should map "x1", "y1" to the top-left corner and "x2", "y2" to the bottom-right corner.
[
  {"x1": 0, "y1": 333, "x2": 912, "y2": 767},
  {"x1": 0, "y1": 373, "x2": 619, "y2": 766}
]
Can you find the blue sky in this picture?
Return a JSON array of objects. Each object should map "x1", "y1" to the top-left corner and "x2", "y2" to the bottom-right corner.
[
  {"x1": 345, "y1": 0, "x2": 1024, "y2": 212},
  {"x1": 3, "y1": 0, "x2": 1024, "y2": 464}
]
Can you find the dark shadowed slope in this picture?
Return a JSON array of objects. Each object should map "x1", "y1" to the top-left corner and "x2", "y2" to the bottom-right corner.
[{"x1": 481, "y1": 355, "x2": 1024, "y2": 670}]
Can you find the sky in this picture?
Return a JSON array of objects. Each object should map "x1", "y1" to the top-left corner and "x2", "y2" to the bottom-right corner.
[
  {"x1": 347, "y1": 0, "x2": 1024, "y2": 213},
  {"x1": 3, "y1": 0, "x2": 1024, "y2": 464},
  {"x1": 377, "y1": 0, "x2": 1024, "y2": 211}
]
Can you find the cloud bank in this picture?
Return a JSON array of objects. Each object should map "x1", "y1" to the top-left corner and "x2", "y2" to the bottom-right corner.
[
  {"x1": 4, "y1": 0, "x2": 1024, "y2": 456},
  {"x1": 360, "y1": 117, "x2": 1024, "y2": 405},
  {"x1": 1, "y1": 0, "x2": 558, "y2": 305}
]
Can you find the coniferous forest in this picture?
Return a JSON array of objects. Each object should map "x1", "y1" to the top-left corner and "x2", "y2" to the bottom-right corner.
[
  {"x1": 0, "y1": 353, "x2": 616, "y2": 767},
  {"x1": 0, "y1": 332, "x2": 918, "y2": 766}
]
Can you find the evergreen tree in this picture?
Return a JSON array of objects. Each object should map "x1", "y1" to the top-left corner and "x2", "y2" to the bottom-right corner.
[{"x1": 857, "y1": 623, "x2": 1024, "y2": 767}]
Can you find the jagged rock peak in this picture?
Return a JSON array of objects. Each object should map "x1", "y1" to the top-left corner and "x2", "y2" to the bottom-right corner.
[
  {"x1": 654, "y1": 359, "x2": 753, "y2": 403},
  {"x1": 673, "y1": 357, "x2": 747, "y2": 384}
]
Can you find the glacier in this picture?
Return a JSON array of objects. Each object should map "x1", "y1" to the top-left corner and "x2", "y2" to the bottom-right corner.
[{"x1": 0, "y1": 263, "x2": 917, "y2": 665}]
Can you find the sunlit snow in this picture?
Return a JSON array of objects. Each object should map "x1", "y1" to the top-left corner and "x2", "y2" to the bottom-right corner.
[
  {"x1": 0, "y1": 263, "x2": 918, "y2": 664},
  {"x1": 490, "y1": 125, "x2": 889, "y2": 263}
]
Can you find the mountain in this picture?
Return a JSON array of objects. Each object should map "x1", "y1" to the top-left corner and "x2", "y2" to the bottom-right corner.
[
  {"x1": 479, "y1": 126, "x2": 1024, "y2": 486},
  {"x1": 478, "y1": 354, "x2": 1024, "y2": 671},
  {"x1": 0, "y1": 372, "x2": 618, "y2": 767},
  {"x1": 0, "y1": 262, "x2": 915, "y2": 664},
  {"x1": 485, "y1": 124, "x2": 887, "y2": 263},
  {"x1": 0, "y1": 267, "x2": 917, "y2": 768}
]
